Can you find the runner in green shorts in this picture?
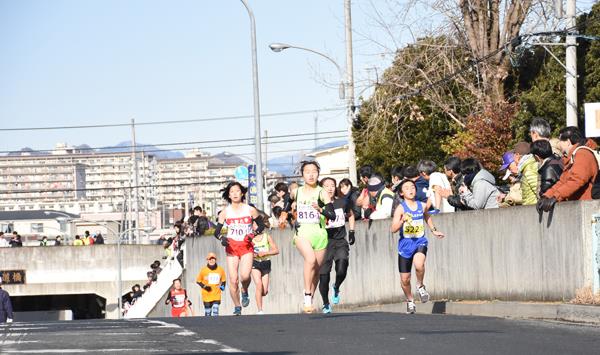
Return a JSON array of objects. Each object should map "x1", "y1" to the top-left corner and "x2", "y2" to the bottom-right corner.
[{"x1": 290, "y1": 161, "x2": 337, "y2": 313}]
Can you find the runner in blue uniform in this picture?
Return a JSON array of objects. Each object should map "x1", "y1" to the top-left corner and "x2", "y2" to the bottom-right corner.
[{"x1": 391, "y1": 179, "x2": 445, "y2": 314}]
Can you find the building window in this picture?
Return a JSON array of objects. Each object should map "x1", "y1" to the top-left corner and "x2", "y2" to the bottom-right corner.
[
  {"x1": 31, "y1": 223, "x2": 43, "y2": 233},
  {"x1": 0, "y1": 223, "x2": 13, "y2": 233}
]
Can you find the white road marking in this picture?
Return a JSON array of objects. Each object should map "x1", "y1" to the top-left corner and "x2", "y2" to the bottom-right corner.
[
  {"x1": 0, "y1": 340, "x2": 40, "y2": 345},
  {"x1": 195, "y1": 339, "x2": 244, "y2": 353},
  {"x1": 175, "y1": 330, "x2": 196, "y2": 336},
  {"x1": 143, "y1": 320, "x2": 181, "y2": 328},
  {"x1": 1, "y1": 349, "x2": 167, "y2": 353}
]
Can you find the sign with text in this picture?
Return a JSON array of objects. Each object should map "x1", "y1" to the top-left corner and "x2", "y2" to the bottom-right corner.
[
  {"x1": 248, "y1": 164, "x2": 258, "y2": 206},
  {"x1": 584, "y1": 103, "x2": 600, "y2": 137},
  {"x1": 0, "y1": 270, "x2": 26, "y2": 285}
]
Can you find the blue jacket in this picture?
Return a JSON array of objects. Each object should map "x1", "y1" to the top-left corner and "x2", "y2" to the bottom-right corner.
[{"x1": 0, "y1": 288, "x2": 13, "y2": 322}]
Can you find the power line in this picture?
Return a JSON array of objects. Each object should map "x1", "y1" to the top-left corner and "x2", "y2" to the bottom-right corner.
[
  {"x1": 0, "y1": 135, "x2": 347, "y2": 159},
  {"x1": 0, "y1": 130, "x2": 346, "y2": 155},
  {"x1": 0, "y1": 107, "x2": 345, "y2": 132}
]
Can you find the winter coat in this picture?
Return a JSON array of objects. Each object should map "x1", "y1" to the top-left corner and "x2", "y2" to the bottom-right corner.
[
  {"x1": 460, "y1": 169, "x2": 500, "y2": 209},
  {"x1": 518, "y1": 154, "x2": 539, "y2": 205},
  {"x1": 545, "y1": 141, "x2": 598, "y2": 201},
  {"x1": 414, "y1": 176, "x2": 429, "y2": 204},
  {"x1": 0, "y1": 288, "x2": 13, "y2": 322},
  {"x1": 538, "y1": 158, "x2": 563, "y2": 196}
]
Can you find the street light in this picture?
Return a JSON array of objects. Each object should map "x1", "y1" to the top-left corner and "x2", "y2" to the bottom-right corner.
[
  {"x1": 239, "y1": 0, "x2": 265, "y2": 211},
  {"x1": 269, "y1": 42, "x2": 357, "y2": 183}
]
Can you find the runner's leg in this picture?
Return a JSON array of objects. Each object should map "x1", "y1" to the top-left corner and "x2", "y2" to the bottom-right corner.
[
  {"x1": 226, "y1": 255, "x2": 241, "y2": 307},
  {"x1": 295, "y1": 237, "x2": 318, "y2": 303},
  {"x1": 239, "y1": 252, "x2": 254, "y2": 295},
  {"x1": 251, "y1": 268, "x2": 264, "y2": 311},
  {"x1": 311, "y1": 249, "x2": 327, "y2": 297},
  {"x1": 413, "y1": 252, "x2": 426, "y2": 287},
  {"x1": 319, "y1": 273, "x2": 331, "y2": 305},
  {"x1": 261, "y1": 272, "x2": 270, "y2": 296}
]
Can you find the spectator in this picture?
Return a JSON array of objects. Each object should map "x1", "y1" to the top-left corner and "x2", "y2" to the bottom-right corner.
[
  {"x1": 540, "y1": 127, "x2": 599, "y2": 210},
  {"x1": 531, "y1": 139, "x2": 563, "y2": 196},
  {"x1": 131, "y1": 284, "x2": 143, "y2": 302},
  {"x1": 530, "y1": 117, "x2": 561, "y2": 157},
  {"x1": 390, "y1": 166, "x2": 404, "y2": 194},
  {"x1": 339, "y1": 178, "x2": 362, "y2": 220},
  {"x1": 268, "y1": 193, "x2": 281, "y2": 208},
  {"x1": 83, "y1": 231, "x2": 94, "y2": 246},
  {"x1": 157, "y1": 234, "x2": 168, "y2": 246},
  {"x1": 40, "y1": 236, "x2": 49, "y2": 246},
  {"x1": 497, "y1": 151, "x2": 523, "y2": 207},
  {"x1": 54, "y1": 235, "x2": 62, "y2": 246},
  {"x1": 513, "y1": 142, "x2": 539, "y2": 206},
  {"x1": 73, "y1": 235, "x2": 84, "y2": 246},
  {"x1": 355, "y1": 165, "x2": 375, "y2": 208},
  {"x1": 9, "y1": 233, "x2": 22, "y2": 248},
  {"x1": 150, "y1": 260, "x2": 162, "y2": 275},
  {"x1": 188, "y1": 206, "x2": 209, "y2": 236},
  {"x1": 0, "y1": 232, "x2": 9, "y2": 248},
  {"x1": 443, "y1": 157, "x2": 471, "y2": 211},
  {"x1": 458, "y1": 158, "x2": 500, "y2": 209},
  {"x1": 417, "y1": 160, "x2": 454, "y2": 213},
  {"x1": 402, "y1": 165, "x2": 429, "y2": 204},
  {"x1": 94, "y1": 232, "x2": 105, "y2": 245},
  {"x1": 0, "y1": 279, "x2": 14, "y2": 323},
  {"x1": 363, "y1": 174, "x2": 395, "y2": 220},
  {"x1": 162, "y1": 237, "x2": 174, "y2": 260}
]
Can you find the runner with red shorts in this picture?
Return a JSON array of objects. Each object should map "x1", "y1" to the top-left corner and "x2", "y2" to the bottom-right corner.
[
  {"x1": 164, "y1": 278, "x2": 189, "y2": 317},
  {"x1": 214, "y1": 181, "x2": 266, "y2": 316}
]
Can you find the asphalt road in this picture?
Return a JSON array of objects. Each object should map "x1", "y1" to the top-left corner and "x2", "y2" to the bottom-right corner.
[{"x1": 1, "y1": 312, "x2": 600, "y2": 354}]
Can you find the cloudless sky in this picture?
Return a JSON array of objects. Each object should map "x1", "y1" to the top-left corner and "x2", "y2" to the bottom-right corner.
[
  {"x1": 0, "y1": 0, "x2": 400, "y2": 165},
  {"x1": 0, "y1": 0, "x2": 596, "y2": 164}
]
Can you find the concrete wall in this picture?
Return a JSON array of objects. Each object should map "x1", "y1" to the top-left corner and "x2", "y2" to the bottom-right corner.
[
  {"x1": 0, "y1": 244, "x2": 163, "y2": 318},
  {"x1": 182, "y1": 201, "x2": 599, "y2": 315}
]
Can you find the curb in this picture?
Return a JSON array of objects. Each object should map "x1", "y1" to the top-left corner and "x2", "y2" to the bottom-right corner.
[{"x1": 339, "y1": 301, "x2": 600, "y2": 325}]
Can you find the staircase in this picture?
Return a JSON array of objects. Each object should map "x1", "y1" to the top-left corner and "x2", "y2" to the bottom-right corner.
[{"x1": 124, "y1": 252, "x2": 183, "y2": 319}]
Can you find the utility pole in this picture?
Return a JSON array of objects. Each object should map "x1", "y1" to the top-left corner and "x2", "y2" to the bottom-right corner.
[
  {"x1": 130, "y1": 118, "x2": 140, "y2": 242},
  {"x1": 565, "y1": 0, "x2": 578, "y2": 127},
  {"x1": 344, "y1": 0, "x2": 358, "y2": 184}
]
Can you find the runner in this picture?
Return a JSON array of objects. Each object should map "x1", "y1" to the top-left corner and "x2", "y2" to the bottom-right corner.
[
  {"x1": 391, "y1": 179, "x2": 445, "y2": 314},
  {"x1": 251, "y1": 216, "x2": 279, "y2": 314},
  {"x1": 164, "y1": 278, "x2": 189, "y2": 317},
  {"x1": 288, "y1": 161, "x2": 337, "y2": 313},
  {"x1": 214, "y1": 181, "x2": 266, "y2": 316},
  {"x1": 318, "y1": 177, "x2": 355, "y2": 314},
  {"x1": 196, "y1": 252, "x2": 227, "y2": 316}
]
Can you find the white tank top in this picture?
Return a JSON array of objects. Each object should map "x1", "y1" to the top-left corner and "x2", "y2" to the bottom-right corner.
[{"x1": 225, "y1": 204, "x2": 253, "y2": 242}]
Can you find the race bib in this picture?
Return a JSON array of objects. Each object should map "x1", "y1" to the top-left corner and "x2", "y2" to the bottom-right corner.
[
  {"x1": 403, "y1": 219, "x2": 424, "y2": 238},
  {"x1": 207, "y1": 273, "x2": 221, "y2": 285},
  {"x1": 327, "y1": 208, "x2": 345, "y2": 228},
  {"x1": 297, "y1": 203, "x2": 320, "y2": 224},
  {"x1": 227, "y1": 223, "x2": 253, "y2": 241},
  {"x1": 173, "y1": 294, "x2": 186, "y2": 307}
]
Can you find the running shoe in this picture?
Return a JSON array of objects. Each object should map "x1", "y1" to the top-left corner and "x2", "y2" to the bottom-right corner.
[
  {"x1": 332, "y1": 284, "x2": 340, "y2": 305},
  {"x1": 241, "y1": 291, "x2": 250, "y2": 307},
  {"x1": 406, "y1": 300, "x2": 416, "y2": 314},
  {"x1": 233, "y1": 306, "x2": 242, "y2": 316},
  {"x1": 417, "y1": 285, "x2": 430, "y2": 303},
  {"x1": 322, "y1": 304, "x2": 332, "y2": 314},
  {"x1": 303, "y1": 305, "x2": 314, "y2": 314},
  {"x1": 256, "y1": 311, "x2": 264, "y2": 315}
]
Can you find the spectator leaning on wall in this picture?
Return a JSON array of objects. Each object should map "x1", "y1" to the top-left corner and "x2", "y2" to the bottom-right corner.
[{"x1": 538, "y1": 126, "x2": 599, "y2": 212}]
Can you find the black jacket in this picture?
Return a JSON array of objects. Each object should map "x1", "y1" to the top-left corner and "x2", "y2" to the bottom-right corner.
[{"x1": 538, "y1": 158, "x2": 563, "y2": 196}]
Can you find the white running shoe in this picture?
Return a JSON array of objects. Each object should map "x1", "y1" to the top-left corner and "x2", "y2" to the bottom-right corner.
[
  {"x1": 256, "y1": 311, "x2": 265, "y2": 315},
  {"x1": 417, "y1": 285, "x2": 430, "y2": 303},
  {"x1": 406, "y1": 300, "x2": 416, "y2": 314}
]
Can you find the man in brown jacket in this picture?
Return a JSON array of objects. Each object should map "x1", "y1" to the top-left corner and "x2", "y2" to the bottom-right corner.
[{"x1": 538, "y1": 127, "x2": 598, "y2": 211}]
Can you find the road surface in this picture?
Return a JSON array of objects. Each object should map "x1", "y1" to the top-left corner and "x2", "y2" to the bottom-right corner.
[{"x1": 1, "y1": 312, "x2": 599, "y2": 354}]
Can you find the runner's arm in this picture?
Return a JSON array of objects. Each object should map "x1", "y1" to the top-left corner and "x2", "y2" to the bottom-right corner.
[
  {"x1": 390, "y1": 204, "x2": 405, "y2": 233},
  {"x1": 318, "y1": 190, "x2": 338, "y2": 220},
  {"x1": 424, "y1": 210, "x2": 444, "y2": 238},
  {"x1": 266, "y1": 234, "x2": 279, "y2": 256},
  {"x1": 348, "y1": 209, "x2": 355, "y2": 231},
  {"x1": 250, "y1": 207, "x2": 267, "y2": 235}
]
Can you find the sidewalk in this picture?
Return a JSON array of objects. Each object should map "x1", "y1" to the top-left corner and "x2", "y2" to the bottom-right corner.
[{"x1": 339, "y1": 301, "x2": 600, "y2": 325}]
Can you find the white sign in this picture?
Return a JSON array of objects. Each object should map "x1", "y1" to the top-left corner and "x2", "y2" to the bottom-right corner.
[{"x1": 584, "y1": 103, "x2": 600, "y2": 137}]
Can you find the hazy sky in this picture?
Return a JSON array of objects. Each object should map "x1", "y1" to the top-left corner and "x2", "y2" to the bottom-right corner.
[{"x1": 0, "y1": 0, "x2": 596, "y2": 166}]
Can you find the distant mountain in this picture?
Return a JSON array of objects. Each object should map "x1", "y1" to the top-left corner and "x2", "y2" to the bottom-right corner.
[
  {"x1": 100, "y1": 141, "x2": 184, "y2": 159},
  {"x1": 266, "y1": 140, "x2": 347, "y2": 176},
  {"x1": 7, "y1": 147, "x2": 50, "y2": 156}
]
